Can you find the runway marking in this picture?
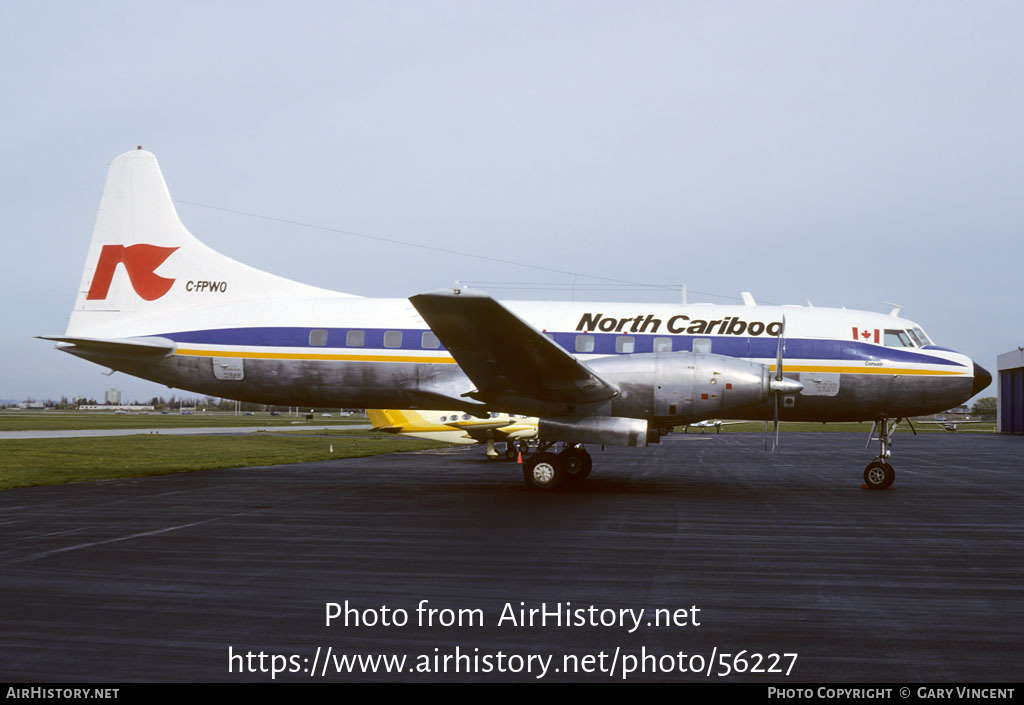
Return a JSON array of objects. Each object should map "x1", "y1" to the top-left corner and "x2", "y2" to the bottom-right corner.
[{"x1": 11, "y1": 518, "x2": 228, "y2": 564}]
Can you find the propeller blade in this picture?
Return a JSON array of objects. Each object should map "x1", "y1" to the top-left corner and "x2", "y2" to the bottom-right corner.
[
  {"x1": 772, "y1": 392, "x2": 780, "y2": 453},
  {"x1": 767, "y1": 314, "x2": 787, "y2": 453},
  {"x1": 775, "y1": 315, "x2": 786, "y2": 382}
]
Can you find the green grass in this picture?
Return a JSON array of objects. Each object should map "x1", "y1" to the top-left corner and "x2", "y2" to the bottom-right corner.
[
  {"x1": 0, "y1": 411, "x2": 367, "y2": 432},
  {"x1": 0, "y1": 431, "x2": 446, "y2": 490}
]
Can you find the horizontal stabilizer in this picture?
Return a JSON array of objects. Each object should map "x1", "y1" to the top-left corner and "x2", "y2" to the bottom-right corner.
[
  {"x1": 409, "y1": 288, "x2": 618, "y2": 411},
  {"x1": 37, "y1": 335, "x2": 176, "y2": 357}
]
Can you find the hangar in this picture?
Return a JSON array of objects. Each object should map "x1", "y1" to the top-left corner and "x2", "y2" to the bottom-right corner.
[{"x1": 997, "y1": 348, "x2": 1024, "y2": 433}]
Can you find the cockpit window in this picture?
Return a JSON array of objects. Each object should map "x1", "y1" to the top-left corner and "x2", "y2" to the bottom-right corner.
[
  {"x1": 914, "y1": 327, "x2": 933, "y2": 345},
  {"x1": 884, "y1": 329, "x2": 913, "y2": 348},
  {"x1": 905, "y1": 329, "x2": 923, "y2": 347}
]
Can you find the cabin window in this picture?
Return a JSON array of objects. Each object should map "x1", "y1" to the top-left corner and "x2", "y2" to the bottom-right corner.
[
  {"x1": 693, "y1": 338, "x2": 711, "y2": 354},
  {"x1": 383, "y1": 331, "x2": 403, "y2": 348},
  {"x1": 346, "y1": 330, "x2": 365, "y2": 347},
  {"x1": 884, "y1": 329, "x2": 913, "y2": 348},
  {"x1": 309, "y1": 329, "x2": 328, "y2": 347},
  {"x1": 421, "y1": 331, "x2": 440, "y2": 349},
  {"x1": 653, "y1": 337, "x2": 672, "y2": 353},
  {"x1": 575, "y1": 335, "x2": 595, "y2": 353},
  {"x1": 615, "y1": 336, "x2": 635, "y2": 353}
]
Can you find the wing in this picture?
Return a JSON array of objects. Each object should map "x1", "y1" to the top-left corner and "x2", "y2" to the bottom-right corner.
[{"x1": 409, "y1": 288, "x2": 618, "y2": 415}]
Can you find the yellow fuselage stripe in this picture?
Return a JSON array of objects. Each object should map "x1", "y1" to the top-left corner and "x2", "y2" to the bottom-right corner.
[
  {"x1": 175, "y1": 348, "x2": 457, "y2": 364},
  {"x1": 768, "y1": 365, "x2": 963, "y2": 376}
]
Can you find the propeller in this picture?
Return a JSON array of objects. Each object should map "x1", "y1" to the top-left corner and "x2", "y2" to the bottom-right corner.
[{"x1": 765, "y1": 315, "x2": 803, "y2": 452}]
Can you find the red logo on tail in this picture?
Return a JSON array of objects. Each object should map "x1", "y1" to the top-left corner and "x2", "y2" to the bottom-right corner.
[{"x1": 86, "y1": 244, "x2": 179, "y2": 301}]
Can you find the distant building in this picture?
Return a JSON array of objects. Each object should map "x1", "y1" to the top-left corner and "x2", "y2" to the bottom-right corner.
[
  {"x1": 997, "y1": 349, "x2": 1024, "y2": 434},
  {"x1": 105, "y1": 388, "x2": 121, "y2": 405}
]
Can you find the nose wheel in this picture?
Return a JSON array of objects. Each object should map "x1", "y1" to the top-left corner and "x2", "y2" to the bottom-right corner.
[
  {"x1": 863, "y1": 417, "x2": 905, "y2": 490},
  {"x1": 863, "y1": 460, "x2": 895, "y2": 490}
]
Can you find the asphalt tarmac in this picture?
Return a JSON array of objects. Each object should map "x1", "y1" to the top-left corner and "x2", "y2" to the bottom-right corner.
[{"x1": 0, "y1": 432, "x2": 1020, "y2": 682}]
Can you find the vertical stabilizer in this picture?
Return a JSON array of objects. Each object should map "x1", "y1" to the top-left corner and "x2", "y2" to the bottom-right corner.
[{"x1": 66, "y1": 149, "x2": 354, "y2": 338}]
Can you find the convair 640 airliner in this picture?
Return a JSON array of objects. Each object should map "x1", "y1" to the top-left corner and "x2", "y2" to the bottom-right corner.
[{"x1": 43, "y1": 149, "x2": 991, "y2": 490}]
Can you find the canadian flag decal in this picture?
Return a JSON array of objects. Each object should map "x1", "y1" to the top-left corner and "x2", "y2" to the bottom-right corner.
[
  {"x1": 86, "y1": 244, "x2": 179, "y2": 301},
  {"x1": 852, "y1": 327, "x2": 880, "y2": 344}
]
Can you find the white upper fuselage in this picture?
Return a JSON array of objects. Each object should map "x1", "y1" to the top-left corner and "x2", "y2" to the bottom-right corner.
[{"x1": 69, "y1": 294, "x2": 972, "y2": 382}]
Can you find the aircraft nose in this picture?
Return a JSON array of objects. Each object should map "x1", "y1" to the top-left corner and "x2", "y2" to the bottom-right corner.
[{"x1": 972, "y1": 362, "x2": 992, "y2": 396}]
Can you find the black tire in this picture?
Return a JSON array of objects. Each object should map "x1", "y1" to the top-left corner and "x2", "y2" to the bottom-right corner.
[
  {"x1": 505, "y1": 442, "x2": 518, "y2": 461},
  {"x1": 864, "y1": 461, "x2": 895, "y2": 490},
  {"x1": 558, "y1": 447, "x2": 592, "y2": 481},
  {"x1": 523, "y1": 452, "x2": 563, "y2": 491}
]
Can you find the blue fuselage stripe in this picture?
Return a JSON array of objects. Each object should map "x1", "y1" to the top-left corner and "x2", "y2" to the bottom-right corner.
[{"x1": 158, "y1": 327, "x2": 965, "y2": 367}]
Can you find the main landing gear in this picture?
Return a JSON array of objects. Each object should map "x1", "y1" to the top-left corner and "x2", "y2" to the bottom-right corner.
[
  {"x1": 522, "y1": 443, "x2": 593, "y2": 491},
  {"x1": 863, "y1": 417, "x2": 911, "y2": 490}
]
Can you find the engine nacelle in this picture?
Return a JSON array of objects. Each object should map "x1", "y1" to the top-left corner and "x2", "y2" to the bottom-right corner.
[
  {"x1": 587, "y1": 351, "x2": 774, "y2": 423},
  {"x1": 539, "y1": 416, "x2": 653, "y2": 447}
]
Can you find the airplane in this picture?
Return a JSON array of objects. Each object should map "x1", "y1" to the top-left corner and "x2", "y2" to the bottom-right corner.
[
  {"x1": 916, "y1": 417, "x2": 989, "y2": 432},
  {"x1": 683, "y1": 419, "x2": 747, "y2": 434},
  {"x1": 367, "y1": 409, "x2": 537, "y2": 460},
  {"x1": 42, "y1": 149, "x2": 992, "y2": 492}
]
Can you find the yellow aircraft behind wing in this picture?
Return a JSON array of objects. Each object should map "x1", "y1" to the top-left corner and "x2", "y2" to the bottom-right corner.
[
  {"x1": 683, "y1": 419, "x2": 749, "y2": 434},
  {"x1": 367, "y1": 409, "x2": 538, "y2": 460}
]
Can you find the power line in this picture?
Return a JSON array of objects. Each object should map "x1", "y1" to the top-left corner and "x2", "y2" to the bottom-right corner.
[{"x1": 174, "y1": 199, "x2": 751, "y2": 302}]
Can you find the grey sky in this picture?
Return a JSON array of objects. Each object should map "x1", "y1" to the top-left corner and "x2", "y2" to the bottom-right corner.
[{"x1": 2, "y1": 1, "x2": 1020, "y2": 402}]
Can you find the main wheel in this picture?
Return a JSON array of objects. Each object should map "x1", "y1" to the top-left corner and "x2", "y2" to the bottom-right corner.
[
  {"x1": 505, "y1": 441, "x2": 518, "y2": 461},
  {"x1": 558, "y1": 447, "x2": 592, "y2": 481},
  {"x1": 864, "y1": 461, "x2": 895, "y2": 490},
  {"x1": 523, "y1": 452, "x2": 563, "y2": 491}
]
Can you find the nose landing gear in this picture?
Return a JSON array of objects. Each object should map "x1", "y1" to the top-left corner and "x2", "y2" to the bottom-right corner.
[{"x1": 863, "y1": 417, "x2": 913, "y2": 490}]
